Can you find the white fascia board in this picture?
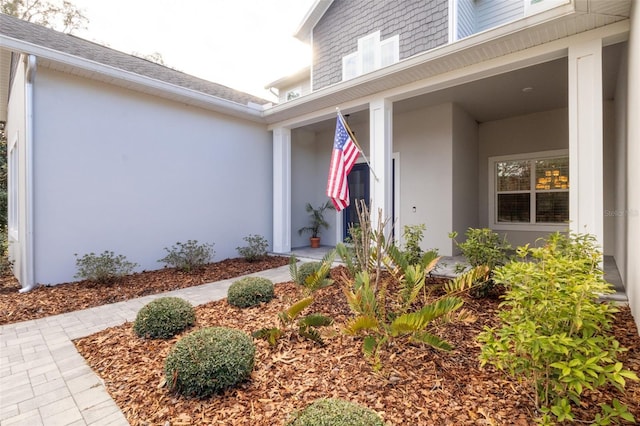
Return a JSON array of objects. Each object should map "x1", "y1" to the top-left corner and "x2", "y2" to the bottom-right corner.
[
  {"x1": 0, "y1": 35, "x2": 265, "y2": 123},
  {"x1": 293, "y1": 0, "x2": 334, "y2": 42}
]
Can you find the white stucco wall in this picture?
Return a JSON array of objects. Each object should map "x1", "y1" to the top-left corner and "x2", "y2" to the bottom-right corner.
[
  {"x1": 452, "y1": 103, "x2": 479, "y2": 252},
  {"x1": 478, "y1": 108, "x2": 569, "y2": 248},
  {"x1": 31, "y1": 68, "x2": 272, "y2": 285},
  {"x1": 614, "y1": 43, "x2": 628, "y2": 286},
  {"x1": 602, "y1": 101, "x2": 617, "y2": 256},
  {"x1": 394, "y1": 103, "x2": 454, "y2": 255},
  {"x1": 626, "y1": 1, "x2": 640, "y2": 330},
  {"x1": 291, "y1": 128, "x2": 330, "y2": 248}
]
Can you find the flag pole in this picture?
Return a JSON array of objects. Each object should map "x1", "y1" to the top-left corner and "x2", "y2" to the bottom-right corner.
[{"x1": 336, "y1": 107, "x2": 379, "y2": 182}]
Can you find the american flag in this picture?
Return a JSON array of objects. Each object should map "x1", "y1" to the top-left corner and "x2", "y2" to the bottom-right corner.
[{"x1": 326, "y1": 113, "x2": 360, "y2": 211}]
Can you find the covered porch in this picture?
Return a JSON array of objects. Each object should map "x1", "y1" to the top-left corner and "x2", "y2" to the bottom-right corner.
[{"x1": 268, "y1": 16, "x2": 633, "y2": 309}]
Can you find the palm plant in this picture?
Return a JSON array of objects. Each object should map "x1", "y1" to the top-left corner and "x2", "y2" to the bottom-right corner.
[{"x1": 298, "y1": 201, "x2": 335, "y2": 241}]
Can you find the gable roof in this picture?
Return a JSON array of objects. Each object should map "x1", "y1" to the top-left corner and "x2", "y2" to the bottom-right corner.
[
  {"x1": 294, "y1": 0, "x2": 334, "y2": 42},
  {"x1": 0, "y1": 13, "x2": 270, "y2": 113}
]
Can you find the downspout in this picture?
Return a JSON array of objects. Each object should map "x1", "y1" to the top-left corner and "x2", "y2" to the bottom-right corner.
[{"x1": 19, "y1": 54, "x2": 36, "y2": 293}]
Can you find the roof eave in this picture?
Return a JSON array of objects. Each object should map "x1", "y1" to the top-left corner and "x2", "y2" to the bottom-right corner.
[
  {"x1": 293, "y1": 0, "x2": 334, "y2": 42},
  {"x1": 0, "y1": 34, "x2": 265, "y2": 123},
  {"x1": 265, "y1": 66, "x2": 310, "y2": 90}
]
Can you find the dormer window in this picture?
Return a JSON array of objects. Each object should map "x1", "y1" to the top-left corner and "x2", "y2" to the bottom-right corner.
[{"x1": 342, "y1": 31, "x2": 399, "y2": 81}]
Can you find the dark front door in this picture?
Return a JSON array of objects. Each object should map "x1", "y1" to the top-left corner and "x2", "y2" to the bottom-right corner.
[{"x1": 343, "y1": 163, "x2": 370, "y2": 240}]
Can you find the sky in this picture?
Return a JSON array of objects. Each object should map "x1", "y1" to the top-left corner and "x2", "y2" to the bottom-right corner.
[{"x1": 69, "y1": 0, "x2": 316, "y2": 101}]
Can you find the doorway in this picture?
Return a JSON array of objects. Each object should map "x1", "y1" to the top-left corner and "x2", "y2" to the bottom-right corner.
[{"x1": 343, "y1": 163, "x2": 370, "y2": 240}]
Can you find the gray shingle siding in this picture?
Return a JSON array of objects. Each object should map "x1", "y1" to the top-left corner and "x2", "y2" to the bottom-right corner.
[{"x1": 312, "y1": 0, "x2": 449, "y2": 90}]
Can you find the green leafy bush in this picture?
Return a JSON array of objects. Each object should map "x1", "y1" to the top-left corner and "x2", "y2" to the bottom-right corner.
[
  {"x1": 133, "y1": 297, "x2": 195, "y2": 339},
  {"x1": 402, "y1": 224, "x2": 426, "y2": 265},
  {"x1": 287, "y1": 398, "x2": 385, "y2": 426},
  {"x1": 164, "y1": 327, "x2": 255, "y2": 398},
  {"x1": 74, "y1": 250, "x2": 138, "y2": 284},
  {"x1": 478, "y1": 233, "x2": 638, "y2": 424},
  {"x1": 227, "y1": 276, "x2": 274, "y2": 308},
  {"x1": 158, "y1": 240, "x2": 214, "y2": 272},
  {"x1": 449, "y1": 228, "x2": 511, "y2": 297},
  {"x1": 236, "y1": 234, "x2": 268, "y2": 262},
  {"x1": 292, "y1": 261, "x2": 322, "y2": 285},
  {"x1": 289, "y1": 250, "x2": 335, "y2": 294},
  {"x1": 0, "y1": 226, "x2": 12, "y2": 275},
  {"x1": 450, "y1": 228, "x2": 511, "y2": 270}
]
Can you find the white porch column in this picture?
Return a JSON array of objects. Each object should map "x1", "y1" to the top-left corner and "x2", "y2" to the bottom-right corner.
[
  {"x1": 568, "y1": 39, "x2": 604, "y2": 246},
  {"x1": 273, "y1": 127, "x2": 291, "y2": 253},
  {"x1": 369, "y1": 98, "x2": 393, "y2": 232}
]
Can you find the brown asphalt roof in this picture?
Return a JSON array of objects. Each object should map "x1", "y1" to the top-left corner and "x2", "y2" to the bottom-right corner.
[{"x1": 0, "y1": 13, "x2": 271, "y2": 106}]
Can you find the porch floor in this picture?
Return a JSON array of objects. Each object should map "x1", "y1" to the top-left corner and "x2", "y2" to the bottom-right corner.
[{"x1": 286, "y1": 247, "x2": 627, "y2": 303}]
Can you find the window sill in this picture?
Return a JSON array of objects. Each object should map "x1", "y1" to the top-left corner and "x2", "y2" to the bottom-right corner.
[{"x1": 491, "y1": 223, "x2": 570, "y2": 232}]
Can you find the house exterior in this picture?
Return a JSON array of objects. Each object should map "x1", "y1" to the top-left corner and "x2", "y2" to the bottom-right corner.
[
  {"x1": 1, "y1": 0, "x2": 639, "y2": 332},
  {"x1": 263, "y1": 0, "x2": 639, "y2": 331},
  {"x1": 0, "y1": 13, "x2": 274, "y2": 289}
]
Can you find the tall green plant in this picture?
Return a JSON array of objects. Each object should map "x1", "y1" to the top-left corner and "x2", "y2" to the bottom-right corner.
[
  {"x1": 478, "y1": 233, "x2": 638, "y2": 424},
  {"x1": 340, "y1": 204, "x2": 465, "y2": 370}
]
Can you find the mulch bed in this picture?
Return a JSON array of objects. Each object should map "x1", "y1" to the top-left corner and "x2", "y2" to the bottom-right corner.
[
  {"x1": 2, "y1": 258, "x2": 638, "y2": 425},
  {"x1": 73, "y1": 267, "x2": 640, "y2": 426},
  {"x1": 0, "y1": 256, "x2": 290, "y2": 326}
]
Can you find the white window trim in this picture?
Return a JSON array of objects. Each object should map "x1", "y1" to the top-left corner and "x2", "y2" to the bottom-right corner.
[
  {"x1": 380, "y1": 35, "x2": 400, "y2": 68},
  {"x1": 342, "y1": 51, "x2": 359, "y2": 81},
  {"x1": 488, "y1": 149, "x2": 570, "y2": 232},
  {"x1": 342, "y1": 31, "x2": 399, "y2": 81}
]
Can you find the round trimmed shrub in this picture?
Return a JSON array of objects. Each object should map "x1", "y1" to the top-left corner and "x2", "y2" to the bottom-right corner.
[
  {"x1": 294, "y1": 261, "x2": 325, "y2": 286},
  {"x1": 133, "y1": 297, "x2": 195, "y2": 339},
  {"x1": 164, "y1": 327, "x2": 255, "y2": 398},
  {"x1": 227, "y1": 276, "x2": 274, "y2": 308},
  {"x1": 287, "y1": 398, "x2": 385, "y2": 426}
]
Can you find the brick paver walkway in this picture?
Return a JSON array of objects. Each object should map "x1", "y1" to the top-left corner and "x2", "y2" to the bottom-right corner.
[{"x1": 0, "y1": 265, "x2": 292, "y2": 426}]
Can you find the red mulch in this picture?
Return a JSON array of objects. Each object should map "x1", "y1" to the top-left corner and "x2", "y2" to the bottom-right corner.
[{"x1": 0, "y1": 256, "x2": 290, "y2": 325}]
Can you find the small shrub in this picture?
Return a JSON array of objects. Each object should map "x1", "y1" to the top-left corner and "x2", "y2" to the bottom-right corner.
[
  {"x1": 449, "y1": 228, "x2": 511, "y2": 297},
  {"x1": 158, "y1": 240, "x2": 214, "y2": 272},
  {"x1": 227, "y1": 276, "x2": 274, "y2": 308},
  {"x1": 402, "y1": 224, "x2": 425, "y2": 265},
  {"x1": 236, "y1": 234, "x2": 268, "y2": 262},
  {"x1": 293, "y1": 261, "x2": 322, "y2": 285},
  {"x1": 74, "y1": 250, "x2": 138, "y2": 284},
  {"x1": 133, "y1": 297, "x2": 195, "y2": 339},
  {"x1": 479, "y1": 233, "x2": 638, "y2": 424},
  {"x1": 287, "y1": 398, "x2": 385, "y2": 426},
  {"x1": 164, "y1": 327, "x2": 255, "y2": 398},
  {"x1": 450, "y1": 228, "x2": 511, "y2": 271}
]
